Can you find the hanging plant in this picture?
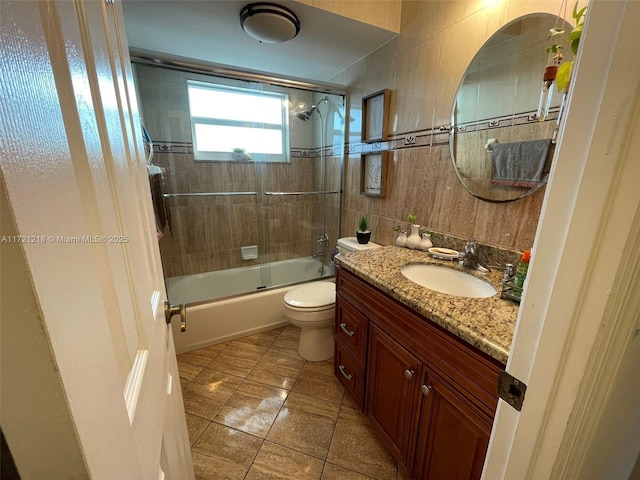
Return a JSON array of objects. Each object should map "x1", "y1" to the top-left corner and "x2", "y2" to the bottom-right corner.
[
  {"x1": 545, "y1": 27, "x2": 565, "y2": 66},
  {"x1": 556, "y1": 2, "x2": 587, "y2": 92}
]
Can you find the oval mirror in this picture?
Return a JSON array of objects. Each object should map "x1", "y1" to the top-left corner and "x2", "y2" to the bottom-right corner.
[{"x1": 450, "y1": 14, "x2": 572, "y2": 202}]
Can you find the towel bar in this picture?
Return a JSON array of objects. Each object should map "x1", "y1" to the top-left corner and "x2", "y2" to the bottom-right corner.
[
  {"x1": 264, "y1": 190, "x2": 339, "y2": 196},
  {"x1": 163, "y1": 192, "x2": 257, "y2": 197}
]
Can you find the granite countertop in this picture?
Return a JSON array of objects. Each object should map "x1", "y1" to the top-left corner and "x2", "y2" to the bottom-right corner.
[{"x1": 335, "y1": 246, "x2": 520, "y2": 364}]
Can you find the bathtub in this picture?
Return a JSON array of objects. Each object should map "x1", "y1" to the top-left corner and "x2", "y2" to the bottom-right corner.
[{"x1": 168, "y1": 257, "x2": 335, "y2": 354}]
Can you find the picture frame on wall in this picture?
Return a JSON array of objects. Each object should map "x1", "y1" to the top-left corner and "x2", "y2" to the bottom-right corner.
[
  {"x1": 360, "y1": 152, "x2": 389, "y2": 197},
  {"x1": 361, "y1": 89, "x2": 390, "y2": 143}
]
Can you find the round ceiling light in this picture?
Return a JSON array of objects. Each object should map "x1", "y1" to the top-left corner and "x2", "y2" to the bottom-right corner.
[{"x1": 240, "y1": 3, "x2": 300, "y2": 44}]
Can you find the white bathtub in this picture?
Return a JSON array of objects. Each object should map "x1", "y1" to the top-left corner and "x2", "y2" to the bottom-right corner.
[
  {"x1": 167, "y1": 257, "x2": 335, "y2": 354},
  {"x1": 168, "y1": 257, "x2": 334, "y2": 305}
]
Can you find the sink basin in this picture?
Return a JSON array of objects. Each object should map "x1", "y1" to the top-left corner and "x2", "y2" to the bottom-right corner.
[{"x1": 401, "y1": 264, "x2": 497, "y2": 298}]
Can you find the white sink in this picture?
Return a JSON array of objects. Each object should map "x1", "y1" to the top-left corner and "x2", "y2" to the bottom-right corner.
[{"x1": 400, "y1": 264, "x2": 497, "y2": 298}]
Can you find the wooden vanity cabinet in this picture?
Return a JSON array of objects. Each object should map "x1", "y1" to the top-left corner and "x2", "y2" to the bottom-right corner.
[{"x1": 334, "y1": 266, "x2": 504, "y2": 480}]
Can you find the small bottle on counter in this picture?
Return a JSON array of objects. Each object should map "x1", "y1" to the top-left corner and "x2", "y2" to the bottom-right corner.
[
  {"x1": 395, "y1": 230, "x2": 407, "y2": 247},
  {"x1": 419, "y1": 233, "x2": 433, "y2": 251},
  {"x1": 406, "y1": 225, "x2": 422, "y2": 249},
  {"x1": 512, "y1": 250, "x2": 531, "y2": 299}
]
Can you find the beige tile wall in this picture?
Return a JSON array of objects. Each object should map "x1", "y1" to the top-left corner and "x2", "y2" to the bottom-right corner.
[
  {"x1": 155, "y1": 151, "x2": 342, "y2": 278},
  {"x1": 333, "y1": 0, "x2": 568, "y2": 251}
]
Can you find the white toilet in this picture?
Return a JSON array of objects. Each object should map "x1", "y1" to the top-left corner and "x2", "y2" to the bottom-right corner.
[{"x1": 283, "y1": 237, "x2": 381, "y2": 361}]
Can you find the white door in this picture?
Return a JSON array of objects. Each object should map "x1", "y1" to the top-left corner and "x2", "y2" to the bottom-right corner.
[{"x1": 0, "y1": 1, "x2": 193, "y2": 478}]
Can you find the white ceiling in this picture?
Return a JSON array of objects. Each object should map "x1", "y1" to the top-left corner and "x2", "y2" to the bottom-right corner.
[{"x1": 122, "y1": 0, "x2": 397, "y2": 82}]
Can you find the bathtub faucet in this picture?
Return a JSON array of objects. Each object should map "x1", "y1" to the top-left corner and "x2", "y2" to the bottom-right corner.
[{"x1": 317, "y1": 233, "x2": 329, "y2": 249}]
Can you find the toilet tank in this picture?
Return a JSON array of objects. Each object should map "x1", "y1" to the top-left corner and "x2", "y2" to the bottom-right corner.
[{"x1": 337, "y1": 237, "x2": 381, "y2": 254}]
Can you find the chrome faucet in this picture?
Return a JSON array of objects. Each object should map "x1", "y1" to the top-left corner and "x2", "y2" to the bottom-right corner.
[
  {"x1": 317, "y1": 232, "x2": 329, "y2": 249},
  {"x1": 459, "y1": 240, "x2": 479, "y2": 269},
  {"x1": 313, "y1": 233, "x2": 329, "y2": 260}
]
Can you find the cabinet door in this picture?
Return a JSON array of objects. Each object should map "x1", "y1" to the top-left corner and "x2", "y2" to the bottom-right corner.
[
  {"x1": 366, "y1": 324, "x2": 422, "y2": 462},
  {"x1": 414, "y1": 373, "x2": 491, "y2": 480}
]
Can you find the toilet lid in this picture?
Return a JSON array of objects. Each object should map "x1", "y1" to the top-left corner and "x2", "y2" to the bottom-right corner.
[{"x1": 284, "y1": 282, "x2": 336, "y2": 308}]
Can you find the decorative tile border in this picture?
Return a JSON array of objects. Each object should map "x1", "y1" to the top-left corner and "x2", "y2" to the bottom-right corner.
[
  {"x1": 344, "y1": 109, "x2": 561, "y2": 155},
  {"x1": 152, "y1": 142, "x2": 340, "y2": 159},
  {"x1": 152, "y1": 108, "x2": 560, "y2": 159},
  {"x1": 152, "y1": 142, "x2": 193, "y2": 154}
]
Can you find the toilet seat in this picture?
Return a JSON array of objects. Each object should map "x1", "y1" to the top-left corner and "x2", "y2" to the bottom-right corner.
[
  {"x1": 284, "y1": 303, "x2": 334, "y2": 313},
  {"x1": 284, "y1": 281, "x2": 335, "y2": 309}
]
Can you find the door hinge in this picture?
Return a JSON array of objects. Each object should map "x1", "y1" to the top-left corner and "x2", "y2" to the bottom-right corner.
[{"x1": 497, "y1": 371, "x2": 527, "y2": 411}]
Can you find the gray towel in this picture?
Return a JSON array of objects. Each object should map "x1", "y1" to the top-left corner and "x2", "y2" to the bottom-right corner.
[{"x1": 491, "y1": 139, "x2": 551, "y2": 188}]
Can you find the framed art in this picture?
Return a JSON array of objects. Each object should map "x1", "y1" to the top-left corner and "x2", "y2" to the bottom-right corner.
[
  {"x1": 360, "y1": 152, "x2": 389, "y2": 197},
  {"x1": 362, "y1": 89, "x2": 390, "y2": 143}
]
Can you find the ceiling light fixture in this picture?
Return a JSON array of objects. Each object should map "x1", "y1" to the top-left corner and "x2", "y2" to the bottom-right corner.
[{"x1": 240, "y1": 2, "x2": 300, "y2": 44}]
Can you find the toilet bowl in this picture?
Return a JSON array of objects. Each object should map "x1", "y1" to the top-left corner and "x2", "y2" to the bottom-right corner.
[
  {"x1": 283, "y1": 281, "x2": 336, "y2": 361},
  {"x1": 282, "y1": 237, "x2": 382, "y2": 361}
]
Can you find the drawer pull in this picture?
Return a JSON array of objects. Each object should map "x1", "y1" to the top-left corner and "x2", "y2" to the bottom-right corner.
[
  {"x1": 405, "y1": 369, "x2": 415, "y2": 380},
  {"x1": 421, "y1": 384, "x2": 432, "y2": 396},
  {"x1": 338, "y1": 364, "x2": 353, "y2": 380},
  {"x1": 339, "y1": 323, "x2": 355, "y2": 336}
]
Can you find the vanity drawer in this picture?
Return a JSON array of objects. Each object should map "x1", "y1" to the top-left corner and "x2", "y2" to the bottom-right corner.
[
  {"x1": 335, "y1": 294, "x2": 368, "y2": 361},
  {"x1": 334, "y1": 342, "x2": 365, "y2": 409}
]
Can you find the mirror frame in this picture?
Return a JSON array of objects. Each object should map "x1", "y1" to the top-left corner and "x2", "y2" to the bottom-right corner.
[{"x1": 449, "y1": 13, "x2": 572, "y2": 203}]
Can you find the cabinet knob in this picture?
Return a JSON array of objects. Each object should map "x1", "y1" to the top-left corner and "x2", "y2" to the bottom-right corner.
[
  {"x1": 339, "y1": 322, "x2": 355, "y2": 337},
  {"x1": 404, "y1": 369, "x2": 414, "y2": 380},
  {"x1": 421, "y1": 384, "x2": 432, "y2": 396}
]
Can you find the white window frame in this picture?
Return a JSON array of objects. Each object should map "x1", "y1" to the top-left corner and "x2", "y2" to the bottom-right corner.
[{"x1": 187, "y1": 80, "x2": 290, "y2": 163}]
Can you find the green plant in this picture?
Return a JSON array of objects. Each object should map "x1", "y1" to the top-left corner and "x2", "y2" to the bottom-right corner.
[
  {"x1": 407, "y1": 214, "x2": 417, "y2": 225},
  {"x1": 232, "y1": 147, "x2": 247, "y2": 154},
  {"x1": 556, "y1": 2, "x2": 587, "y2": 92},
  {"x1": 358, "y1": 216, "x2": 369, "y2": 232}
]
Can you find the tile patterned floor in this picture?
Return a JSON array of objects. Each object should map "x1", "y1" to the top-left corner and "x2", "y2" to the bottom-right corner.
[{"x1": 177, "y1": 326, "x2": 411, "y2": 480}]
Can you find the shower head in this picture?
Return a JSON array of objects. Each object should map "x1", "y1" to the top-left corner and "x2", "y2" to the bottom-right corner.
[
  {"x1": 296, "y1": 105, "x2": 317, "y2": 121},
  {"x1": 294, "y1": 96, "x2": 329, "y2": 121}
]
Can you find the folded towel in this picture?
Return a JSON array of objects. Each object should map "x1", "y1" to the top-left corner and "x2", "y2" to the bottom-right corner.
[
  {"x1": 490, "y1": 139, "x2": 551, "y2": 188},
  {"x1": 149, "y1": 172, "x2": 172, "y2": 236}
]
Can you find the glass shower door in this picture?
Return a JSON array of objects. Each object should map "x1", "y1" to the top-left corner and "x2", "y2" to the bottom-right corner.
[{"x1": 134, "y1": 61, "x2": 344, "y2": 306}]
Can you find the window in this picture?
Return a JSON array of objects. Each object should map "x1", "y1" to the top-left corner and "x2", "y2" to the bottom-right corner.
[{"x1": 187, "y1": 80, "x2": 289, "y2": 162}]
